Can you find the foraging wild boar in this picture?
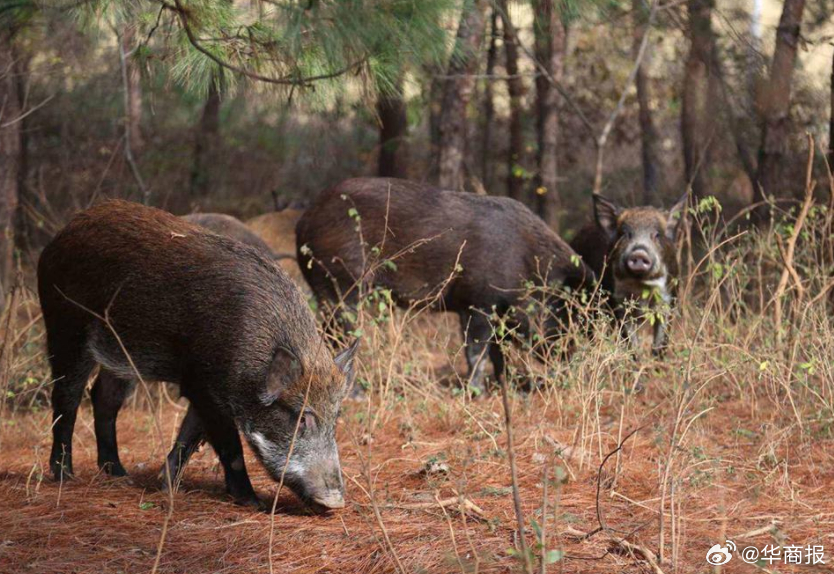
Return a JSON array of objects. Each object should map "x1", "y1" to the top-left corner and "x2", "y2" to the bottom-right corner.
[
  {"x1": 570, "y1": 193, "x2": 687, "y2": 354},
  {"x1": 38, "y1": 200, "x2": 358, "y2": 510},
  {"x1": 182, "y1": 212, "x2": 277, "y2": 257},
  {"x1": 246, "y1": 209, "x2": 306, "y2": 288},
  {"x1": 296, "y1": 178, "x2": 593, "y2": 392}
]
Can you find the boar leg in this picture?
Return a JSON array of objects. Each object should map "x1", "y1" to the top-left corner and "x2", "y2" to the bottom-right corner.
[
  {"x1": 460, "y1": 312, "x2": 493, "y2": 395},
  {"x1": 160, "y1": 405, "x2": 205, "y2": 491},
  {"x1": 48, "y1": 343, "x2": 96, "y2": 481},
  {"x1": 186, "y1": 394, "x2": 259, "y2": 506},
  {"x1": 651, "y1": 321, "x2": 668, "y2": 357},
  {"x1": 90, "y1": 369, "x2": 136, "y2": 476}
]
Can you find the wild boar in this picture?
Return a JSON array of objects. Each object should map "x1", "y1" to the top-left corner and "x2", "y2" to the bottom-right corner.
[
  {"x1": 246, "y1": 209, "x2": 306, "y2": 288},
  {"x1": 296, "y1": 178, "x2": 592, "y2": 393},
  {"x1": 570, "y1": 193, "x2": 687, "y2": 355},
  {"x1": 182, "y1": 212, "x2": 277, "y2": 257},
  {"x1": 38, "y1": 200, "x2": 358, "y2": 510}
]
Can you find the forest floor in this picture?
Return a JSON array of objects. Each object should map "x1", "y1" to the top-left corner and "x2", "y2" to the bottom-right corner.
[{"x1": 2, "y1": 327, "x2": 833, "y2": 574}]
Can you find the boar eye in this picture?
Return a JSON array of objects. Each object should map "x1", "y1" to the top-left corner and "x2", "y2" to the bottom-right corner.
[
  {"x1": 652, "y1": 231, "x2": 660, "y2": 241},
  {"x1": 298, "y1": 411, "x2": 317, "y2": 434}
]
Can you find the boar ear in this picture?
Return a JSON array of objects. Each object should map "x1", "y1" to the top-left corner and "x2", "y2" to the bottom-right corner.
[
  {"x1": 334, "y1": 339, "x2": 360, "y2": 378},
  {"x1": 593, "y1": 194, "x2": 621, "y2": 240},
  {"x1": 262, "y1": 347, "x2": 305, "y2": 406},
  {"x1": 666, "y1": 193, "x2": 688, "y2": 240}
]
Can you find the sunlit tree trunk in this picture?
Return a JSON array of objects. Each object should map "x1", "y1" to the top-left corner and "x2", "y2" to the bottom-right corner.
[
  {"x1": 190, "y1": 73, "x2": 222, "y2": 201},
  {"x1": 0, "y1": 31, "x2": 21, "y2": 305},
  {"x1": 752, "y1": 0, "x2": 806, "y2": 224},
  {"x1": 533, "y1": 0, "x2": 564, "y2": 231},
  {"x1": 633, "y1": 0, "x2": 663, "y2": 204},
  {"x1": 480, "y1": 9, "x2": 498, "y2": 190},
  {"x1": 377, "y1": 73, "x2": 408, "y2": 178},
  {"x1": 499, "y1": 0, "x2": 525, "y2": 201},
  {"x1": 681, "y1": 0, "x2": 714, "y2": 199},
  {"x1": 437, "y1": 0, "x2": 488, "y2": 190}
]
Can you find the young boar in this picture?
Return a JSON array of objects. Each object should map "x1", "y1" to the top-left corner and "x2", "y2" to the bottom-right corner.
[
  {"x1": 38, "y1": 200, "x2": 357, "y2": 510},
  {"x1": 296, "y1": 178, "x2": 592, "y2": 393},
  {"x1": 182, "y1": 212, "x2": 279, "y2": 258},
  {"x1": 570, "y1": 194, "x2": 687, "y2": 354}
]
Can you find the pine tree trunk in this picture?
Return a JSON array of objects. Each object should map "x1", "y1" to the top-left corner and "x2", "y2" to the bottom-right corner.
[
  {"x1": 633, "y1": 0, "x2": 663, "y2": 205},
  {"x1": 499, "y1": 0, "x2": 525, "y2": 201},
  {"x1": 11, "y1": 45, "x2": 29, "y2": 254},
  {"x1": 377, "y1": 73, "x2": 408, "y2": 178},
  {"x1": 827, "y1": 48, "x2": 833, "y2": 171},
  {"x1": 752, "y1": 0, "x2": 806, "y2": 224},
  {"x1": 437, "y1": 0, "x2": 488, "y2": 191},
  {"x1": 0, "y1": 31, "x2": 21, "y2": 305},
  {"x1": 481, "y1": 9, "x2": 499, "y2": 190},
  {"x1": 533, "y1": 0, "x2": 564, "y2": 231},
  {"x1": 681, "y1": 0, "x2": 714, "y2": 199},
  {"x1": 190, "y1": 74, "x2": 222, "y2": 200},
  {"x1": 122, "y1": 25, "x2": 144, "y2": 156}
]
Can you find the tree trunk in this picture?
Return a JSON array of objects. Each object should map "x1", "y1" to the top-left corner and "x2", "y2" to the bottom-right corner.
[
  {"x1": 121, "y1": 25, "x2": 144, "y2": 156},
  {"x1": 11, "y1": 44, "x2": 29, "y2": 254},
  {"x1": 189, "y1": 73, "x2": 222, "y2": 200},
  {"x1": 481, "y1": 9, "x2": 499, "y2": 190},
  {"x1": 499, "y1": 0, "x2": 525, "y2": 201},
  {"x1": 533, "y1": 0, "x2": 565, "y2": 231},
  {"x1": 633, "y1": 0, "x2": 663, "y2": 204},
  {"x1": 681, "y1": 0, "x2": 714, "y2": 199},
  {"x1": 377, "y1": 73, "x2": 408, "y2": 178},
  {"x1": 828, "y1": 48, "x2": 833, "y2": 171},
  {"x1": 752, "y1": 0, "x2": 806, "y2": 224},
  {"x1": 437, "y1": 0, "x2": 488, "y2": 191},
  {"x1": 0, "y1": 31, "x2": 21, "y2": 305}
]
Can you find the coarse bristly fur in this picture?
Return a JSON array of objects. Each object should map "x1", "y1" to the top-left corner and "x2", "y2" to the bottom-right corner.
[
  {"x1": 38, "y1": 200, "x2": 357, "y2": 510},
  {"x1": 296, "y1": 177, "x2": 593, "y2": 392},
  {"x1": 570, "y1": 193, "x2": 687, "y2": 355}
]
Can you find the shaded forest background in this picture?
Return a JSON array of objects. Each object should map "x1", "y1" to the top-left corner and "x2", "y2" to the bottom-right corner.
[{"x1": 0, "y1": 0, "x2": 832, "y2": 300}]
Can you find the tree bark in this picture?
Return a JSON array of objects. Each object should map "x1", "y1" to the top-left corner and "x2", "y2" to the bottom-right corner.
[
  {"x1": 828, "y1": 48, "x2": 833, "y2": 171},
  {"x1": 533, "y1": 0, "x2": 565, "y2": 231},
  {"x1": 481, "y1": 9, "x2": 499, "y2": 190},
  {"x1": 189, "y1": 73, "x2": 222, "y2": 200},
  {"x1": 121, "y1": 25, "x2": 144, "y2": 156},
  {"x1": 632, "y1": 0, "x2": 663, "y2": 204},
  {"x1": 437, "y1": 0, "x2": 488, "y2": 191},
  {"x1": 0, "y1": 31, "x2": 21, "y2": 305},
  {"x1": 681, "y1": 0, "x2": 715, "y2": 199},
  {"x1": 11, "y1": 44, "x2": 29, "y2": 254},
  {"x1": 752, "y1": 0, "x2": 806, "y2": 224},
  {"x1": 377, "y1": 73, "x2": 408, "y2": 178},
  {"x1": 499, "y1": 0, "x2": 525, "y2": 201}
]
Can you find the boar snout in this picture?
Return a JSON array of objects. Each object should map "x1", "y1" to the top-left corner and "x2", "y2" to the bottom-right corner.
[
  {"x1": 625, "y1": 247, "x2": 654, "y2": 276},
  {"x1": 302, "y1": 458, "x2": 346, "y2": 511},
  {"x1": 282, "y1": 443, "x2": 345, "y2": 512}
]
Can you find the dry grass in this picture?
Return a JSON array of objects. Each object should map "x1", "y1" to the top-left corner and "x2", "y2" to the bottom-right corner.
[{"x1": 1, "y1": 154, "x2": 834, "y2": 573}]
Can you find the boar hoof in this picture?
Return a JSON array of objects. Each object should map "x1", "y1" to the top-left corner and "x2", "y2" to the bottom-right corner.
[
  {"x1": 234, "y1": 494, "x2": 264, "y2": 509},
  {"x1": 100, "y1": 461, "x2": 128, "y2": 477},
  {"x1": 50, "y1": 461, "x2": 74, "y2": 482}
]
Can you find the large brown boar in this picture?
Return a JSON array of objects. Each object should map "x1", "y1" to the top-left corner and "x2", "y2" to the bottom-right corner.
[
  {"x1": 296, "y1": 178, "x2": 592, "y2": 393},
  {"x1": 38, "y1": 200, "x2": 357, "y2": 510},
  {"x1": 570, "y1": 193, "x2": 687, "y2": 354}
]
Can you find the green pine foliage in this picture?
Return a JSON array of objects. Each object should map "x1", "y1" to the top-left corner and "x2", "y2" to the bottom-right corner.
[{"x1": 35, "y1": 0, "x2": 458, "y2": 101}]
